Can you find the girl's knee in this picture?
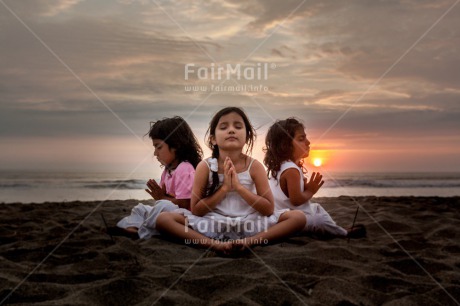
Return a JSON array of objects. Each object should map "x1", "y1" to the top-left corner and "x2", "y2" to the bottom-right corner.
[
  {"x1": 156, "y1": 212, "x2": 185, "y2": 230},
  {"x1": 156, "y1": 212, "x2": 173, "y2": 229},
  {"x1": 282, "y1": 210, "x2": 304, "y2": 220},
  {"x1": 294, "y1": 210, "x2": 307, "y2": 223},
  {"x1": 283, "y1": 210, "x2": 306, "y2": 229}
]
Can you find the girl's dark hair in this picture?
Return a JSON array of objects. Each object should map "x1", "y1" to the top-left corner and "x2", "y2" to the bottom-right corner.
[
  {"x1": 147, "y1": 116, "x2": 203, "y2": 169},
  {"x1": 205, "y1": 107, "x2": 256, "y2": 196},
  {"x1": 264, "y1": 117, "x2": 305, "y2": 179}
]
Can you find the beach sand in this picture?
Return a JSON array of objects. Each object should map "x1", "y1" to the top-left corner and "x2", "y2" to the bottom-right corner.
[{"x1": 0, "y1": 197, "x2": 459, "y2": 305}]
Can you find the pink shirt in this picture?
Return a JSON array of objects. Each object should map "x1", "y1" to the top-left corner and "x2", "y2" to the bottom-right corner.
[{"x1": 160, "y1": 161, "x2": 195, "y2": 199}]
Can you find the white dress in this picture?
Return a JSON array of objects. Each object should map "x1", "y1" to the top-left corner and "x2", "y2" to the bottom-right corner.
[
  {"x1": 117, "y1": 161, "x2": 195, "y2": 239},
  {"x1": 117, "y1": 200, "x2": 178, "y2": 239},
  {"x1": 269, "y1": 161, "x2": 347, "y2": 237},
  {"x1": 177, "y1": 158, "x2": 288, "y2": 240}
]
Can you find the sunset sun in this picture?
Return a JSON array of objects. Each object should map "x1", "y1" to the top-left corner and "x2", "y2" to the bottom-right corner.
[{"x1": 313, "y1": 158, "x2": 323, "y2": 167}]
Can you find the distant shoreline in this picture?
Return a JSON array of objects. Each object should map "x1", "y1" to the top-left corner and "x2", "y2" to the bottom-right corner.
[
  {"x1": 3, "y1": 171, "x2": 460, "y2": 203},
  {"x1": 1, "y1": 194, "x2": 460, "y2": 204},
  {"x1": 2, "y1": 194, "x2": 460, "y2": 205}
]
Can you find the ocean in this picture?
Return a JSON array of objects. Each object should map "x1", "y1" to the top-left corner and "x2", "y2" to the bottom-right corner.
[{"x1": 1, "y1": 171, "x2": 460, "y2": 204}]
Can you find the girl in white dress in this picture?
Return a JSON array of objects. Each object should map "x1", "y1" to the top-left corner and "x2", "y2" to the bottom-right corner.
[
  {"x1": 156, "y1": 107, "x2": 306, "y2": 254},
  {"x1": 264, "y1": 118, "x2": 366, "y2": 239}
]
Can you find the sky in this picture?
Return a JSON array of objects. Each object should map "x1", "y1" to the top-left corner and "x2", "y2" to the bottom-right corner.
[{"x1": 1, "y1": 0, "x2": 460, "y2": 178}]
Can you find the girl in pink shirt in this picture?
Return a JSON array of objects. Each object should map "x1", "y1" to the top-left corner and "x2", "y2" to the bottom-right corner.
[{"x1": 110, "y1": 116, "x2": 203, "y2": 239}]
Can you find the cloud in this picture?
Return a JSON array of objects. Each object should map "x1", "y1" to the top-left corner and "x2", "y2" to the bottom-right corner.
[
  {"x1": 290, "y1": 0, "x2": 460, "y2": 88},
  {"x1": 1, "y1": 0, "x2": 83, "y2": 17},
  {"x1": 225, "y1": 0, "x2": 325, "y2": 33},
  {"x1": 1, "y1": 0, "x2": 460, "y2": 171},
  {"x1": 0, "y1": 12, "x2": 222, "y2": 116}
]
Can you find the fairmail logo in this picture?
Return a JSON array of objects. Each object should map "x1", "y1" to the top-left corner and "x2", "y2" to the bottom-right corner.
[{"x1": 184, "y1": 63, "x2": 271, "y2": 81}]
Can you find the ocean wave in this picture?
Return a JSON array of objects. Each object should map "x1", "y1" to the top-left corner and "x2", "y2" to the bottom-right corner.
[
  {"x1": 83, "y1": 179, "x2": 146, "y2": 190},
  {"x1": 2, "y1": 173, "x2": 460, "y2": 191},
  {"x1": 0, "y1": 183, "x2": 33, "y2": 188},
  {"x1": 325, "y1": 179, "x2": 460, "y2": 188}
]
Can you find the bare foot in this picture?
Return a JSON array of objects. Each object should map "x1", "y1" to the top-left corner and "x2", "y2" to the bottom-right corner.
[
  {"x1": 125, "y1": 227, "x2": 139, "y2": 234},
  {"x1": 211, "y1": 240, "x2": 233, "y2": 255},
  {"x1": 106, "y1": 226, "x2": 139, "y2": 240},
  {"x1": 346, "y1": 224, "x2": 367, "y2": 239},
  {"x1": 232, "y1": 239, "x2": 248, "y2": 251}
]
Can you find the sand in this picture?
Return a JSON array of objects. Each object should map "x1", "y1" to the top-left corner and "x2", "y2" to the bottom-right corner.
[{"x1": 0, "y1": 197, "x2": 459, "y2": 306}]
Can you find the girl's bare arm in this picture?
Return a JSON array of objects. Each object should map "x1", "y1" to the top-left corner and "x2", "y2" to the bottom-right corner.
[
  {"x1": 282, "y1": 169, "x2": 323, "y2": 205},
  {"x1": 145, "y1": 178, "x2": 191, "y2": 209},
  {"x1": 191, "y1": 161, "x2": 229, "y2": 216},
  {"x1": 236, "y1": 160, "x2": 274, "y2": 216}
]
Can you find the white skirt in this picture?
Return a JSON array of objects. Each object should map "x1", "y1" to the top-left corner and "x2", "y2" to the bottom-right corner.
[
  {"x1": 117, "y1": 200, "x2": 178, "y2": 239},
  {"x1": 302, "y1": 203, "x2": 347, "y2": 237}
]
